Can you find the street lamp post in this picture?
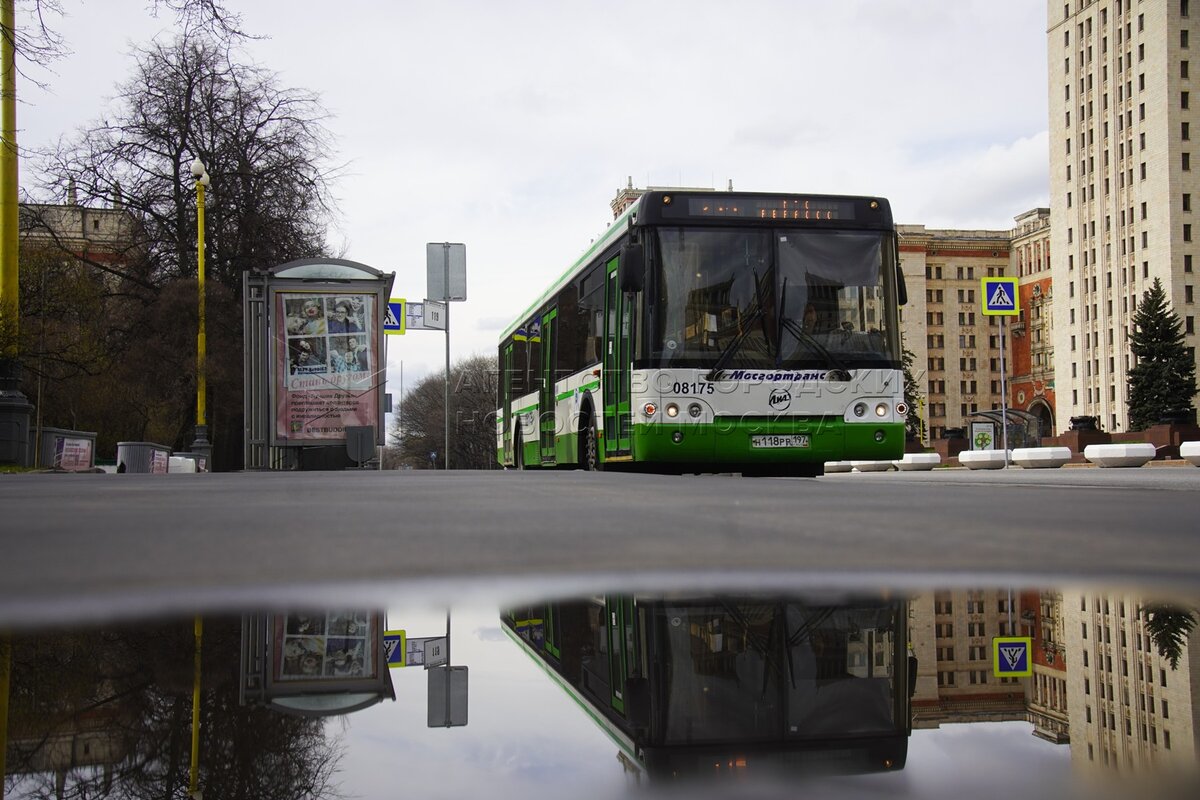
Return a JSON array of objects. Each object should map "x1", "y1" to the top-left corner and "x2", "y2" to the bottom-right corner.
[{"x1": 190, "y1": 159, "x2": 212, "y2": 464}]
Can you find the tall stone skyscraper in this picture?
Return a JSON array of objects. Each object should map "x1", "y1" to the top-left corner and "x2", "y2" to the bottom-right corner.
[{"x1": 1049, "y1": 0, "x2": 1199, "y2": 432}]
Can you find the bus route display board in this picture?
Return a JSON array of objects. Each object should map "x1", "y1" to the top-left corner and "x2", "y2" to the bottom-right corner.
[{"x1": 647, "y1": 192, "x2": 892, "y2": 228}]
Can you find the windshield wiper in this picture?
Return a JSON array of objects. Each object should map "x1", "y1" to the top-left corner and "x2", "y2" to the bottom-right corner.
[
  {"x1": 778, "y1": 317, "x2": 852, "y2": 380},
  {"x1": 705, "y1": 269, "x2": 773, "y2": 382}
]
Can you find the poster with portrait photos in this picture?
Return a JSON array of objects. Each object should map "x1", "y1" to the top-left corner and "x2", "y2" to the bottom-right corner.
[
  {"x1": 275, "y1": 292, "x2": 379, "y2": 441},
  {"x1": 274, "y1": 611, "x2": 377, "y2": 682}
]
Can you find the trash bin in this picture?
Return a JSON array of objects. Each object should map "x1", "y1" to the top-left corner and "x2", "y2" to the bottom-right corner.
[
  {"x1": 116, "y1": 442, "x2": 172, "y2": 474},
  {"x1": 35, "y1": 428, "x2": 98, "y2": 471}
]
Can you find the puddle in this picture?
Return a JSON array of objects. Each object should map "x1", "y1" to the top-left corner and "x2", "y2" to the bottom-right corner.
[{"x1": 3, "y1": 586, "x2": 1197, "y2": 799}]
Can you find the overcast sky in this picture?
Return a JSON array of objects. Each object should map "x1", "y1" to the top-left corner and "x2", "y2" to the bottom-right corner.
[{"x1": 16, "y1": 0, "x2": 1050, "y2": 402}]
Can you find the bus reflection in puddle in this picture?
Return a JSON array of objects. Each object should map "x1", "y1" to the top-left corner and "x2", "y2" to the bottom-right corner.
[{"x1": 503, "y1": 595, "x2": 912, "y2": 784}]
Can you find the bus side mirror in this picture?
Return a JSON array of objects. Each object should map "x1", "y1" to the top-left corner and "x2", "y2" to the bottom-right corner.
[
  {"x1": 896, "y1": 265, "x2": 908, "y2": 306},
  {"x1": 908, "y1": 655, "x2": 918, "y2": 698},
  {"x1": 619, "y1": 242, "x2": 645, "y2": 293}
]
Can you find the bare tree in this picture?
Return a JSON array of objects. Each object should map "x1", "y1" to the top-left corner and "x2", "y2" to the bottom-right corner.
[
  {"x1": 21, "y1": 34, "x2": 337, "y2": 468},
  {"x1": 6, "y1": 2, "x2": 251, "y2": 81},
  {"x1": 42, "y1": 35, "x2": 336, "y2": 289},
  {"x1": 5, "y1": 618, "x2": 345, "y2": 800},
  {"x1": 390, "y1": 355, "x2": 500, "y2": 470}
]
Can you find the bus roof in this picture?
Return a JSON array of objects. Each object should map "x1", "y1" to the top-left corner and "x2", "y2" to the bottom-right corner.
[{"x1": 499, "y1": 191, "x2": 893, "y2": 342}]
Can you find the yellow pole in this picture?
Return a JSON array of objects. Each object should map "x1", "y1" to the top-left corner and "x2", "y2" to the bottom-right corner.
[
  {"x1": 0, "y1": 0, "x2": 19, "y2": 358},
  {"x1": 188, "y1": 616, "x2": 202, "y2": 798},
  {"x1": 195, "y1": 179, "x2": 206, "y2": 429},
  {"x1": 0, "y1": 634, "x2": 11, "y2": 800}
]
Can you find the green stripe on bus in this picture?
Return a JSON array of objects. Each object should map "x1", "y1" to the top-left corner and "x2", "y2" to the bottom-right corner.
[{"x1": 554, "y1": 381, "x2": 600, "y2": 402}]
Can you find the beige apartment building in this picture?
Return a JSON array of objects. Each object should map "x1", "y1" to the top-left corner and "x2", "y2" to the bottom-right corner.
[
  {"x1": 898, "y1": 228, "x2": 1012, "y2": 442},
  {"x1": 910, "y1": 589, "x2": 1029, "y2": 728},
  {"x1": 1062, "y1": 591, "x2": 1199, "y2": 778},
  {"x1": 1049, "y1": 0, "x2": 1200, "y2": 432}
]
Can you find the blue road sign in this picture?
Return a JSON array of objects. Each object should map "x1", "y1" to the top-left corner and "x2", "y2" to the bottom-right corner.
[
  {"x1": 981, "y1": 278, "x2": 1019, "y2": 316},
  {"x1": 993, "y1": 636, "x2": 1032, "y2": 677},
  {"x1": 384, "y1": 630, "x2": 407, "y2": 668},
  {"x1": 384, "y1": 299, "x2": 406, "y2": 335}
]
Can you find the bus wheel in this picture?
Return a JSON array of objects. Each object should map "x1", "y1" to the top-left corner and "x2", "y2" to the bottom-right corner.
[{"x1": 580, "y1": 418, "x2": 601, "y2": 471}]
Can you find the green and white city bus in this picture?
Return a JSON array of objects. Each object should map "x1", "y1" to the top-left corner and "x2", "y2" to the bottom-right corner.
[
  {"x1": 496, "y1": 191, "x2": 908, "y2": 475},
  {"x1": 503, "y1": 595, "x2": 914, "y2": 781}
]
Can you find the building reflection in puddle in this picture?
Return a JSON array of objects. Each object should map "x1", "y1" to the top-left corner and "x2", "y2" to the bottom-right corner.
[{"x1": 1, "y1": 589, "x2": 1196, "y2": 799}]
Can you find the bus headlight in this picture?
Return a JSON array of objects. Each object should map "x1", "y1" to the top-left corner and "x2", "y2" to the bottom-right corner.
[
  {"x1": 666, "y1": 403, "x2": 680, "y2": 418},
  {"x1": 896, "y1": 402, "x2": 909, "y2": 416},
  {"x1": 874, "y1": 403, "x2": 889, "y2": 417},
  {"x1": 688, "y1": 403, "x2": 703, "y2": 418},
  {"x1": 643, "y1": 402, "x2": 657, "y2": 417},
  {"x1": 853, "y1": 402, "x2": 868, "y2": 418}
]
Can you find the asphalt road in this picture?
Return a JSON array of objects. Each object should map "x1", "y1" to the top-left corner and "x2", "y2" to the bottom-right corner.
[{"x1": 1, "y1": 467, "x2": 1197, "y2": 625}]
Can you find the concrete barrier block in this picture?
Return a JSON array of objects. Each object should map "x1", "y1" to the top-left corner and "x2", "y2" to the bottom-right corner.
[
  {"x1": 850, "y1": 460, "x2": 894, "y2": 472},
  {"x1": 1083, "y1": 442, "x2": 1155, "y2": 468},
  {"x1": 1011, "y1": 446, "x2": 1072, "y2": 469},
  {"x1": 893, "y1": 453, "x2": 941, "y2": 471},
  {"x1": 958, "y1": 449, "x2": 1010, "y2": 470},
  {"x1": 1178, "y1": 440, "x2": 1200, "y2": 467},
  {"x1": 824, "y1": 461, "x2": 854, "y2": 473}
]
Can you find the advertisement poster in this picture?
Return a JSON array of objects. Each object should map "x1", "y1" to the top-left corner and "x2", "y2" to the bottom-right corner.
[
  {"x1": 274, "y1": 612, "x2": 377, "y2": 682},
  {"x1": 971, "y1": 421, "x2": 997, "y2": 451},
  {"x1": 53, "y1": 436, "x2": 93, "y2": 471},
  {"x1": 275, "y1": 292, "x2": 379, "y2": 441},
  {"x1": 149, "y1": 449, "x2": 170, "y2": 474}
]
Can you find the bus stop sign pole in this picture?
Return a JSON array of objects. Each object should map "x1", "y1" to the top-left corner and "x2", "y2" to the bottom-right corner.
[
  {"x1": 982, "y1": 277, "x2": 1019, "y2": 468},
  {"x1": 442, "y1": 244, "x2": 450, "y2": 470}
]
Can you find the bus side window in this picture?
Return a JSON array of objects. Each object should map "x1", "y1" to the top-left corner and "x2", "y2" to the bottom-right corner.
[
  {"x1": 579, "y1": 266, "x2": 604, "y2": 366},
  {"x1": 557, "y1": 284, "x2": 583, "y2": 376},
  {"x1": 511, "y1": 339, "x2": 527, "y2": 395}
]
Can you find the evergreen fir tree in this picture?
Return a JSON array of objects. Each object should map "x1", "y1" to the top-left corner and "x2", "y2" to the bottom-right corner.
[
  {"x1": 1127, "y1": 278, "x2": 1198, "y2": 430},
  {"x1": 902, "y1": 345, "x2": 927, "y2": 443},
  {"x1": 1142, "y1": 604, "x2": 1197, "y2": 670}
]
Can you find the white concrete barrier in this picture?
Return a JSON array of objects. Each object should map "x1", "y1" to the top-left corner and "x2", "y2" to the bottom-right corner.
[
  {"x1": 1083, "y1": 442, "x2": 1155, "y2": 468},
  {"x1": 824, "y1": 461, "x2": 854, "y2": 473},
  {"x1": 957, "y1": 449, "x2": 1011, "y2": 470},
  {"x1": 1011, "y1": 446, "x2": 1072, "y2": 469},
  {"x1": 893, "y1": 452, "x2": 941, "y2": 471},
  {"x1": 168, "y1": 456, "x2": 198, "y2": 473},
  {"x1": 850, "y1": 460, "x2": 894, "y2": 472},
  {"x1": 1178, "y1": 441, "x2": 1200, "y2": 467}
]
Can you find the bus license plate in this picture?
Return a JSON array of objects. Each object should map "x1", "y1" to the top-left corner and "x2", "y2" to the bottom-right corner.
[{"x1": 751, "y1": 434, "x2": 810, "y2": 449}]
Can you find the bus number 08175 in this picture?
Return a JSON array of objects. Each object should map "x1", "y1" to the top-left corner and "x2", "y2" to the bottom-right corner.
[{"x1": 671, "y1": 381, "x2": 715, "y2": 395}]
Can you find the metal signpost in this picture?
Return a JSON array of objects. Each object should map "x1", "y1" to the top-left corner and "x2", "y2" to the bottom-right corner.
[
  {"x1": 981, "y1": 277, "x2": 1020, "y2": 468},
  {"x1": 426, "y1": 244, "x2": 466, "y2": 470}
]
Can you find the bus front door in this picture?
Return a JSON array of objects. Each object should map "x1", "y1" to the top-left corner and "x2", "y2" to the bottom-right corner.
[
  {"x1": 606, "y1": 596, "x2": 635, "y2": 715},
  {"x1": 539, "y1": 310, "x2": 557, "y2": 464},
  {"x1": 503, "y1": 343, "x2": 514, "y2": 463},
  {"x1": 603, "y1": 258, "x2": 632, "y2": 459}
]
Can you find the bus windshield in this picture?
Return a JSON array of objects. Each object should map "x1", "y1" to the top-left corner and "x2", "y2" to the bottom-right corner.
[
  {"x1": 654, "y1": 228, "x2": 899, "y2": 369},
  {"x1": 659, "y1": 601, "x2": 899, "y2": 746}
]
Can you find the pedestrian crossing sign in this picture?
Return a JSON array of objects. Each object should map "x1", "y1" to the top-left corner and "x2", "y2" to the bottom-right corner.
[
  {"x1": 384, "y1": 298, "x2": 406, "y2": 335},
  {"x1": 981, "y1": 278, "x2": 1019, "y2": 316},
  {"x1": 384, "y1": 629, "x2": 407, "y2": 668},
  {"x1": 993, "y1": 636, "x2": 1033, "y2": 677}
]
